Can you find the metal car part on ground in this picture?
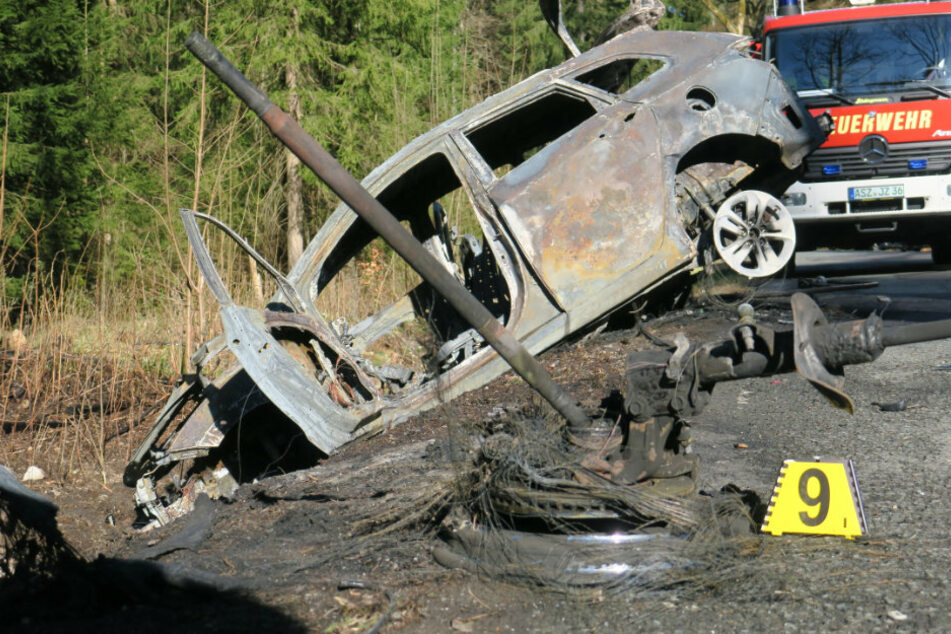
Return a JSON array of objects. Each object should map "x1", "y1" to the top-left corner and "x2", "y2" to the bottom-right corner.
[
  {"x1": 126, "y1": 25, "x2": 826, "y2": 527},
  {"x1": 450, "y1": 292, "x2": 951, "y2": 535}
]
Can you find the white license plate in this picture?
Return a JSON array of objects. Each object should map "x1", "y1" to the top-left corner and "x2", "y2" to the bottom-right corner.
[{"x1": 848, "y1": 184, "x2": 904, "y2": 201}]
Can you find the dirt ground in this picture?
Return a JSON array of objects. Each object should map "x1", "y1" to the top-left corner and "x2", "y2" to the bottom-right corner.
[{"x1": 4, "y1": 294, "x2": 951, "y2": 632}]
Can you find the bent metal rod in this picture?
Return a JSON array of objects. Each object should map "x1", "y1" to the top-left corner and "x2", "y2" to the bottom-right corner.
[{"x1": 184, "y1": 32, "x2": 590, "y2": 429}]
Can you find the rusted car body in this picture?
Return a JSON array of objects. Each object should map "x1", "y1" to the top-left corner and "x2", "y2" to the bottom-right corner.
[{"x1": 126, "y1": 28, "x2": 824, "y2": 525}]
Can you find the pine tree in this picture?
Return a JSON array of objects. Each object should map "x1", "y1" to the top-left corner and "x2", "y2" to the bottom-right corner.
[{"x1": 0, "y1": 0, "x2": 99, "y2": 296}]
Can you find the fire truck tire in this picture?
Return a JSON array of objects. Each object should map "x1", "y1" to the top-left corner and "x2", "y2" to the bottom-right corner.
[{"x1": 931, "y1": 241, "x2": 951, "y2": 267}]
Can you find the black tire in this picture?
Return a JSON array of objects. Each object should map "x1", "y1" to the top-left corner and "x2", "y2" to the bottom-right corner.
[{"x1": 931, "y1": 241, "x2": 951, "y2": 266}]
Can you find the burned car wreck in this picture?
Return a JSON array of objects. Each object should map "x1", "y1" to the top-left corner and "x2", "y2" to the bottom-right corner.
[{"x1": 126, "y1": 26, "x2": 828, "y2": 526}]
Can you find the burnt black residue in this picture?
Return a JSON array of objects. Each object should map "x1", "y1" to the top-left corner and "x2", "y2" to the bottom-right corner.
[
  {"x1": 0, "y1": 472, "x2": 306, "y2": 634},
  {"x1": 0, "y1": 556, "x2": 307, "y2": 634}
]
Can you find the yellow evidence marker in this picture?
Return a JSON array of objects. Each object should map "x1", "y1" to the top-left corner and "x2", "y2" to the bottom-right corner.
[{"x1": 761, "y1": 458, "x2": 868, "y2": 538}]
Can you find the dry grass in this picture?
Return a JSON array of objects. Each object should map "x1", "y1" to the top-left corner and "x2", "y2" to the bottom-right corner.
[
  {"x1": 0, "y1": 229, "x2": 439, "y2": 486},
  {"x1": 0, "y1": 273, "x2": 181, "y2": 486},
  {"x1": 314, "y1": 237, "x2": 423, "y2": 326}
]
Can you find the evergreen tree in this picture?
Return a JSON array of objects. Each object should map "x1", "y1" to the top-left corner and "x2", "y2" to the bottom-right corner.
[
  {"x1": 659, "y1": 0, "x2": 715, "y2": 31},
  {"x1": 0, "y1": 0, "x2": 99, "y2": 294},
  {"x1": 0, "y1": 0, "x2": 716, "y2": 325}
]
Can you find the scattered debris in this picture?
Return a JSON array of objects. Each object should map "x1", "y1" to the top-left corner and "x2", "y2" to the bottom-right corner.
[
  {"x1": 21, "y1": 466, "x2": 45, "y2": 483},
  {"x1": 133, "y1": 494, "x2": 217, "y2": 559},
  {"x1": 430, "y1": 290, "x2": 951, "y2": 589},
  {"x1": 432, "y1": 411, "x2": 767, "y2": 593},
  {"x1": 872, "y1": 399, "x2": 909, "y2": 412},
  {"x1": 887, "y1": 609, "x2": 909, "y2": 622},
  {"x1": 133, "y1": 463, "x2": 236, "y2": 531}
]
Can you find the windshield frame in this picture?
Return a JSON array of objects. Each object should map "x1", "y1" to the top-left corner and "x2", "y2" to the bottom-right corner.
[{"x1": 766, "y1": 14, "x2": 951, "y2": 98}]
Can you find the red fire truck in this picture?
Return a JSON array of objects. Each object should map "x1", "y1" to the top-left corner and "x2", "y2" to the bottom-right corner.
[{"x1": 763, "y1": 1, "x2": 951, "y2": 263}]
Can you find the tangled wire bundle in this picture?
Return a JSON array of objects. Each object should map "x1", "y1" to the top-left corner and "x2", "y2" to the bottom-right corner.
[{"x1": 434, "y1": 411, "x2": 766, "y2": 594}]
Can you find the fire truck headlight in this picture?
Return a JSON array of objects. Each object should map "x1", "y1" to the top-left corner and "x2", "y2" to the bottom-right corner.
[{"x1": 782, "y1": 192, "x2": 807, "y2": 206}]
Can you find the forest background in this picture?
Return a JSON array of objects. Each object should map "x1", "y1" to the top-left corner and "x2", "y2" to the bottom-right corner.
[
  {"x1": 0, "y1": 0, "x2": 798, "y2": 479},
  {"x1": 0, "y1": 0, "x2": 779, "y2": 360}
]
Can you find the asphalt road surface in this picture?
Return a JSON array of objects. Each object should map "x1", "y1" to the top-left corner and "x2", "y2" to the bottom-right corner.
[
  {"x1": 682, "y1": 249, "x2": 951, "y2": 632},
  {"x1": 793, "y1": 249, "x2": 951, "y2": 324}
]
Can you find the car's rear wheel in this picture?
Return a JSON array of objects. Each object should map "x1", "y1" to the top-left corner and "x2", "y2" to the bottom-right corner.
[{"x1": 712, "y1": 190, "x2": 796, "y2": 278}]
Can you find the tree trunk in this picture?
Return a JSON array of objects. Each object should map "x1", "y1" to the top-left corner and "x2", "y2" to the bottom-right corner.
[
  {"x1": 698, "y1": 0, "x2": 743, "y2": 33},
  {"x1": 285, "y1": 7, "x2": 304, "y2": 269},
  {"x1": 249, "y1": 255, "x2": 265, "y2": 306},
  {"x1": 184, "y1": 0, "x2": 210, "y2": 372}
]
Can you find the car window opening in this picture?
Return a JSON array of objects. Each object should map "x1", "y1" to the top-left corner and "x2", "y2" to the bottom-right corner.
[
  {"x1": 574, "y1": 56, "x2": 666, "y2": 95},
  {"x1": 466, "y1": 91, "x2": 598, "y2": 171},
  {"x1": 313, "y1": 152, "x2": 512, "y2": 389}
]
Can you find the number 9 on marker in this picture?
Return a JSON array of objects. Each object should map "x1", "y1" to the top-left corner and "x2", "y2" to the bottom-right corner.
[{"x1": 761, "y1": 459, "x2": 868, "y2": 538}]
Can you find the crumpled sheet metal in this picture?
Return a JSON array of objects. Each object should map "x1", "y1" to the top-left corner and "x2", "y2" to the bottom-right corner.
[
  {"x1": 126, "y1": 27, "x2": 825, "y2": 524},
  {"x1": 491, "y1": 105, "x2": 680, "y2": 310},
  {"x1": 221, "y1": 305, "x2": 355, "y2": 451}
]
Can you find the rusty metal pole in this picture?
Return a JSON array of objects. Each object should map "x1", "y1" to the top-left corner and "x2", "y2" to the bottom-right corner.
[
  {"x1": 882, "y1": 318, "x2": 951, "y2": 347},
  {"x1": 184, "y1": 33, "x2": 590, "y2": 429}
]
